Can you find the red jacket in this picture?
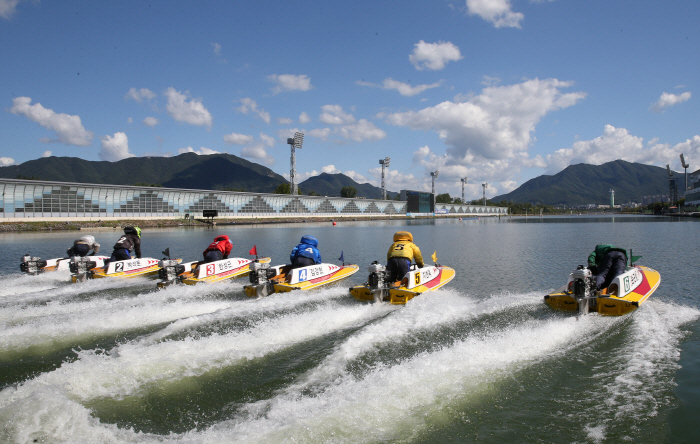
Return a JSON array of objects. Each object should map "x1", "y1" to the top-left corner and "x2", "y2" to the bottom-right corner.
[{"x1": 203, "y1": 235, "x2": 233, "y2": 258}]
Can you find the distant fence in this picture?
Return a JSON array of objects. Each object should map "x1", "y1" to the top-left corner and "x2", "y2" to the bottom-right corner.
[{"x1": 0, "y1": 179, "x2": 507, "y2": 220}]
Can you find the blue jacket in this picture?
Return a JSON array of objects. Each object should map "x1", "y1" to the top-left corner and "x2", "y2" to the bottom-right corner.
[{"x1": 290, "y1": 235, "x2": 322, "y2": 264}]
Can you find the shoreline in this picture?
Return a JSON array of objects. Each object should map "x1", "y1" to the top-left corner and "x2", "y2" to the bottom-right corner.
[{"x1": 0, "y1": 215, "x2": 486, "y2": 232}]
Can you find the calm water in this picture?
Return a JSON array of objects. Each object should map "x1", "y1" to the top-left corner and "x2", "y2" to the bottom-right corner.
[{"x1": 0, "y1": 215, "x2": 698, "y2": 443}]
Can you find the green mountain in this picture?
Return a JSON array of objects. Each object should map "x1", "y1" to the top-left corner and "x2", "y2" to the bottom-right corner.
[
  {"x1": 299, "y1": 173, "x2": 397, "y2": 199},
  {"x1": 492, "y1": 160, "x2": 675, "y2": 206},
  {"x1": 0, "y1": 153, "x2": 287, "y2": 192}
]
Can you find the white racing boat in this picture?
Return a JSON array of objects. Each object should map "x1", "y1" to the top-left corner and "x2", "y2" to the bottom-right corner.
[
  {"x1": 156, "y1": 256, "x2": 272, "y2": 288},
  {"x1": 244, "y1": 261, "x2": 359, "y2": 297},
  {"x1": 20, "y1": 254, "x2": 108, "y2": 275},
  {"x1": 70, "y1": 257, "x2": 175, "y2": 283}
]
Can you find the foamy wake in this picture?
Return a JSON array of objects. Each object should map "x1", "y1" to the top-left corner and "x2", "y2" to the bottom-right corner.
[{"x1": 0, "y1": 295, "x2": 697, "y2": 444}]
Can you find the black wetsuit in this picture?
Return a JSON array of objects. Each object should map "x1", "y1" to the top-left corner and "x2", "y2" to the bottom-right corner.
[{"x1": 595, "y1": 251, "x2": 627, "y2": 290}]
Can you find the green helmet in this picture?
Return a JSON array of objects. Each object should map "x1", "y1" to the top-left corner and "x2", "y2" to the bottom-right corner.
[{"x1": 134, "y1": 227, "x2": 141, "y2": 238}]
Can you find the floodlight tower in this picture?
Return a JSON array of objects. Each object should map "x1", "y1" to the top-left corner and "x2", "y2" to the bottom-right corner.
[
  {"x1": 379, "y1": 157, "x2": 390, "y2": 200},
  {"x1": 482, "y1": 183, "x2": 488, "y2": 206},
  {"x1": 460, "y1": 177, "x2": 468, "y2": 204},
  {"x1": 430, "y1": 170, "x2": 439, "y2": 210},
  {"x1": 680, "y1": 153, "x2": 689, "y2": 193},
  {"x1": 287, "y1": 132, "x2": 304, "y2": 195}
]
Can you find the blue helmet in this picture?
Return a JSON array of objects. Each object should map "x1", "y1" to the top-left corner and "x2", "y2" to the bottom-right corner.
[{"x1": 300, "y1": 235, "x2": 318, "y2": 247}]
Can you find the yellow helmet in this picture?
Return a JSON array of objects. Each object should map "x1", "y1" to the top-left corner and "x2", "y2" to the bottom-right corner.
[{"x1": 393, "y1": 231, "x2": 413, "y2": 242}]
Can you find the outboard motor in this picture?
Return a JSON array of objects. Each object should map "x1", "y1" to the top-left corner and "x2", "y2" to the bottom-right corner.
[
  {"x1": 157, "y1": 259, "x2": 186, "y2": 286},
  {"x1": 367, "y1": 261, "x2": 388, "y2": 302},
  {"x1": 248, "y1": 261, "x2": 276, "y2": 297},
  {"x1": 571, "y1": 265, "x2": 596, "y2": 314},
  {"x1": 20, "y1": 254, "x2": 47, "y2": 275},
  {"x1": 69, "y1": 256, "x2": 98, "y2": 282}
]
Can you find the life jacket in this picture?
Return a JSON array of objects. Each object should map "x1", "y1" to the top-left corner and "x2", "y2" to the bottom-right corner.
[
  {"x1": 290, "y1": 235, "x2": 321, "y2": 264},
  {"x1": 204, "y1": 235, "x2": 233, "y2": 257},
  {"x1": 588, "y1": 244, "x2": 628, "y2": 268}
]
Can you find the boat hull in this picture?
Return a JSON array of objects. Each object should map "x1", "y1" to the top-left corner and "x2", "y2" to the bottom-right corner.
[
  {"x1": 175, "y1": 257, "x2": 271, "y2": 286},
  {"x1": 350, "y1": 265, "x2": 456, "y2": 305},
  {"x1": 74, "y1": 258, "x2": 174, "y2": 283},
  {"x1": 244, "y1": 263, "x2": 359, "y2": 297},
  {"x1": 544, "y1": 265, "x2": 660, "y2": 316}
]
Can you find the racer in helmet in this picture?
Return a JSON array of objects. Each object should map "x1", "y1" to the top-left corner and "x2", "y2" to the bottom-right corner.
[
  {"x1": 290, "y1": 235, "x2": 322, "y2": 269},
  {"x1": 587, "y1": 244, "x2": 628, "y2": 290},
  {"x1": 386, "y1": 231, "x2": 424, "y2": 283},
  {"x1": 67, "y1": 235, "x2": 101, "y2": 257},
  {"x1": 104, "y1": 226, "x2": 142, "y2": 268},
  {"x1": 202, "y1": 234, "x2": 233, "y2": 263}
]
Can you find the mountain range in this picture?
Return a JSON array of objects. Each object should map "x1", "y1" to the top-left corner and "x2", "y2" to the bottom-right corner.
[
  {"x1": 0, "y1": 155, "x2": 676, "y2": 205},
  {"x1": 492, "y1": 160, "x2": 675, "y2": 206},
  {"x1": 0, "y1": 153, "x2": 396, "y2": 198}
]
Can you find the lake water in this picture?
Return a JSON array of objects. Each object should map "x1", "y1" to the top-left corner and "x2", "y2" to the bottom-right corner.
[{"x1": 0, "y1": 215, "x2": 698, "y2": 443}]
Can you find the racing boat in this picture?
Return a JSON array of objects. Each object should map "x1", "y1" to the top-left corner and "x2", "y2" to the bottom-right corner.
[
  {"x1": 349, "y1": 261, "x2": 456, "y2": 305},
  {"x1": 156, "y1": 256, "x2": 272, "y2": 288},
  {"x1": 71, "y1": 257, "x2": 176, "y2": 283},
  {"x1": 544, "y1": 258, "x2": 660, "y2": 316},
  {"x1": 20, "y1": 254, "x2": 108, "y2": 275},
  {"x1": 244, "y1": 261, "x2": 359, "y2": 297}
]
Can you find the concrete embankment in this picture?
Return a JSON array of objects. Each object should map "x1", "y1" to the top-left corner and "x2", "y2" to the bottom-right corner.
[{"x1": 0, "y1": 214, "x2": 499, "y2": 232}]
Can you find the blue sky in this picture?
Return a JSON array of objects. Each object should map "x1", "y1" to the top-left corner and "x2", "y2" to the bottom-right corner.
[{"x1": 2, "y1": 0, "x2": 699, "y2": 201}]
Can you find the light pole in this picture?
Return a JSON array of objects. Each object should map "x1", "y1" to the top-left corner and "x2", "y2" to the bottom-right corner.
[
  {"x1": 379, "y1": 157, "x2": 390, "y2": 200},
  {"x1": 482, "y1": 183, "x2": 488, "y2": 206},
  {"x1": 460, "y1": 177, "x2": 467, "y2": 204},
  {"x1": 430, "y1": 170, "x2": 439, "y2": 211},
  {"x1": 287, "y1": 132, "x2": 304, "y2": 195}
]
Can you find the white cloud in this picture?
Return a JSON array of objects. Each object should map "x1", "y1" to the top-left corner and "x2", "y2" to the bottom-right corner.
[
  {"x1": 237, "y1": 98, "x2": 271, "y2": 124},
  {"x1": 9, "y1": 97, "x2": 94, "y2": 146},
  {"x1": 267, "y1": 74, "x2": 313, "y2": 94},
  {"x1": 0, "y1": 157, "x2": 15, "y2": 166},
  {"x1": 240, "y1": 143, "x2": 274, "y2": 165},
  {"x1": 546, "y1": 125, "x2": 700, "y2": 174},
  {"x1": 164, "y1": 87, "x2": 213, "y2": 127},
  {"x1": 319, "y1": 105, "x2": 356, "y2": 125},
  {"x1": 211, "y1": 42, "x2": 221, "y2": 56},
  {"x1": 299, "y1": 112, "x2": 312, "y2": 124},
  {"x1": 99, "y1": 132, "x2": 134, "y2": 161},
  {"x1": 143, "y1": 116, "x2": 160, "y2": 127},
  {"x1": 338, "y1": 119, "x2": 386, "y2": 142},
  {"x1": 41, "y1": 150, "x2": 52, "y2": 157},
  {"x1": 127, "y1": 117, "x2": 134, "y2": 124},
  {"x1": 307, "y1": 128, "x2": 332, "y2": 140},
  {"x1": 466, "y1": 0, "x2": 524, "y2": 28},
  {"x1": 384, "y1": 78, "x2": 586, "y2": 163},
  {"x1": 125, "y1": 87, "x2": 156, "y2": 103},
  {"x1": 0, "y1": 0, "x2": 20, "y2": 19},
  {"x1": 276, "y1": 117, "x2": 293, "y2": 125},
  {"x1": 223, "y1": 132, "x2": 254, "y2": 145},
  {"x1": 178, "y1": 146, "x2": 220, "y2": 155},
  {"x1": 357, "y1": 78, "x2": 442, "y2": 96},
  {"x1": 409, "y1": 40, "x2": 463, "y2": 71},
  {"x1": 650, "y1": 91, "x2": 691, "y2": 113},
  {"x1": 236, "y1": 133, "x2": 276, "y2": 165}
]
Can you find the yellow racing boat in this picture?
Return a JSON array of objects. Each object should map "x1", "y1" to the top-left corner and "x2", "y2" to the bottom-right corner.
[
  {"x1": 244, "y1": 261, "x2": 359, "y2": 297},
  {"x1": 544, "y1": 263, "x2": 660, "y2": 316},
  {"x1": 350, "y1": 261, "x2": 456, "y2": 305},
  {"x1": 156, "y1": 257, "x2": 271, "y2": 288}
]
